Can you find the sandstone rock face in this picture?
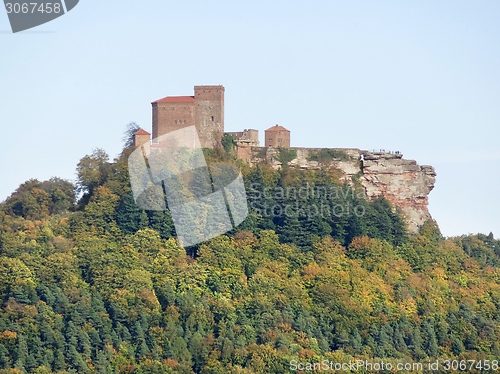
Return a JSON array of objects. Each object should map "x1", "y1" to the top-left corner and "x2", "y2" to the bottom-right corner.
[{"x1": 250, "y1": 147, "x2": 436, "y2": 234}]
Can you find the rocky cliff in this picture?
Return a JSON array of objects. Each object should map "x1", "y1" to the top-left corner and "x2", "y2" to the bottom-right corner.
[{"x1": 250, "y1": 147, "x2": 436, "y2": 233}]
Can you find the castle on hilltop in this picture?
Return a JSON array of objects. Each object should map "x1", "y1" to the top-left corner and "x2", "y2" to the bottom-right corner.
[
  {"x1": 133, "y1": 85, "x2": 291, "y2": 151},
  {"x1": 132, "y1": 85, "x2": 436, "y2": 234}
]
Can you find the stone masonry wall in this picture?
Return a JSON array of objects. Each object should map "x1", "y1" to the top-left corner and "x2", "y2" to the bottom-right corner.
[
  {"x1": 194, "y1": 86, "x2": 224, "y2": 148},
  {"x1": 152, "y1": 101, "x2": 195, "y2": 141}
]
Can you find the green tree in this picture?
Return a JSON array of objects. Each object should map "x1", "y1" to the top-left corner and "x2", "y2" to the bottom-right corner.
[
  {"x1": 0, "y1": 344, "x2": 11, "y2": 369},
  {"x1": 14, "y1": 333, "x2": 28, "y2": 371},
  {"x1": 76, "y1": 148, "x2": 110, "y2": 202},
  {"x1": 221, "y1": 133, "x2": 236, "y2": 154},
  {"x1": 422, "y1": 321, "x2": 438, "y2": 357}
]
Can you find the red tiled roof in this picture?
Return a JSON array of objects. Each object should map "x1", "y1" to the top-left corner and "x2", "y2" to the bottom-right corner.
[
  {"x1": 152, "y1": 96, "x2": 196, "y2": 103},
  {"x1": 265, "y1": 125, "x2": 290, "y2": 132},
  {"x1": 135, "y1": 129, "x2": 150, "y2": 135}
]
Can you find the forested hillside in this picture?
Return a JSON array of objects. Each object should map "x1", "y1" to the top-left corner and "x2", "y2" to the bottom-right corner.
[{"x1": 0, "y1": 144, "x2": 499, "y2": 373}]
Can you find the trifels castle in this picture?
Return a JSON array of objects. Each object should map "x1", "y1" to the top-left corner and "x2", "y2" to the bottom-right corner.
[{"x1": 134, "y1": 85, "x2": 436, "y2": 233}]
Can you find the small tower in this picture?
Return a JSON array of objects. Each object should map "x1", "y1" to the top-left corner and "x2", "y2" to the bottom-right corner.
[
  {"x1": 265, "y1": 125, "x2": 290, "y2": 147},
  {"x1": 134, "y1": 129, "x2": 151, "y2": 148}
]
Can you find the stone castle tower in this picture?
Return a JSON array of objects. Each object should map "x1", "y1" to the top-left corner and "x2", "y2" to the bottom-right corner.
[{"x1": 151, "y1": 85, "x2": 224, "y2": 148}]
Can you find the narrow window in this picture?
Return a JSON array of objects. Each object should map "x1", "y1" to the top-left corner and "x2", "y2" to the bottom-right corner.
[
  {"x1": 211, "y1": 116, "x2": 214, "y2": 121},
  {"x1": 184, "y1": 120, "x2": 187, "y2": 124}
]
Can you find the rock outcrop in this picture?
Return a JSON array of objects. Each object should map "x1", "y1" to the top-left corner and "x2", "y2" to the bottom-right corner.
[{"x1": 250, "y1": 147, "x2": 436, "y2": 233}]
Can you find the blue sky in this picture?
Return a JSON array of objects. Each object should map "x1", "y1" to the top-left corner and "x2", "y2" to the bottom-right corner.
[{"x1": 0, "y1": 0, "x2": 499, "y2": 237}]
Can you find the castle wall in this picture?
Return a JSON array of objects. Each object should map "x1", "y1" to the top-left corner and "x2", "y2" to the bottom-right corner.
[
  {"x1": 152, "y1": 101, "x2": 195, "y2": 141},
  {"x1": 235, "y1": 144, "x2": 253, "y2": 162},
  {"x1": 226, "y1": 131, "x2": 244, "y2": 138},
  {"x1": 243, "y1": 129, "x2": 259, "y2": 142},
  {"x1": 227, "y1": 129, "x2": 259, "y2": 143}
]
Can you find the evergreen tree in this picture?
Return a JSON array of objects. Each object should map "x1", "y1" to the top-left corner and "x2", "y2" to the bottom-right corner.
[
  {"x1": 67, "y1": 345, "x2": 88, "y2": 373},
  {"x1": 409, "y1": 327, "x2": 425, "y2": 359},
  {"x1": 335, "y1": 329, "x2": 349, "y2": 350},
  {"x1": 118, "y1": 323, "x2": 132, "y2": 343},
  {"x1": 277, "y1": 213, "x2": 309, "y2": 248},
  {"x1": 91, "y1": 291, "x2": 106, "y2": 314},
  {"x1": 108, "y1": 303, "x2": 127, "y2": 324},
  {"x1": 53, "y1": 349, "x2": 66, "y2": 372},
  {"x1": 25, "y1": 352, "x2": 37, "y2": 372},
  {"x1": 346, "y1": 212, "x2": 367, "y2": 245},
  {"x1": 422, "y1": 321, "x2": 439, "y2": 357},
  {"x1": 109, "y1": 329, "x2": 120, "y2": 348},
  {"x1": 88, "y1": 329, "x2": 102, "y2": 353},
  {"x1": 171, "y1": 336, "x2": 192, "y2": 364},
  {"x1": 116, "y1": 192, "x2": 142, "y2": 234},
  {"x1": 37, "y1": 285, "x2": 56, "y2": 307},
  {"x1": 66, "y1": 321, "x2": 79, "y2": 348},
  {"x1": 350, "y1": 329, "x2": 363, "y2": 354},
  {"x1": 435, "y1": 317, "x2": 450, "y2": 347},
  {"x1": 452, "y1": 337, "x2": 464, "y2": 356},
  {"x1": 465, "y1": 325, "x2": 478, "y2": 350},
  {"x1": 393, "y1": 326, "x2": 408, "y2": 354},
  {"x1": 95, "y1": 350, "x2": 111, "y2": 374},
  {"x1": 70, "y1": 310, "x2": 84, "y2": 326},
  {"x1": 51, "y1": 286, "x2": 69, "y2": 314},
  {"x1": 39, "y1": 320, "x2": 55, "y2": 346},
  {"x1": 14, "y1": 333, "x2": 28, "y2": 370},
  {"x1": 133, "y1": 321, "x2": 150, "y2": 357},
  {"x1": 43, "y1": 349, "x2": 54, "y2": 369},
  {"x1": 0, "y1": 344, "x2": 11, "y2": 369},
  {"x1": 12, "y1": 286, "x2": 31, "y2": 304},
  {"x1": 78, "y1": 329, "x2": 92, "y2": 361},
  {"x1": 148, "y1": 210, "x2": 174, "y2": 239},
  {"x1": 32, "y1": 336, "x2": 45, "y2": 368},
  {"x1": 54, "y1": 331, "x2": 65, "y2": 352},
  {"x1": 137, "y1": 340, "x2": 150, "y2": 358}
]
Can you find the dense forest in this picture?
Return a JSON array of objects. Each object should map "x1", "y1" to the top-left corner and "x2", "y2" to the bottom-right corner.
[{"x1": 0, "y1": 134, "x2": 499, "y2": 373}]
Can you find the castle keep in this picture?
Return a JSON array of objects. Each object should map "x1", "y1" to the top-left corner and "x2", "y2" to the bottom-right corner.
[{"x1": 151, "y1": 85, "x2": 225, "y2": 148}]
